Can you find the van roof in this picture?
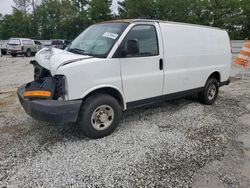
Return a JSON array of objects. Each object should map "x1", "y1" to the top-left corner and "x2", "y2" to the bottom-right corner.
[{"x1": 102, "y1": 19, "x2": 223, "y2": 31}]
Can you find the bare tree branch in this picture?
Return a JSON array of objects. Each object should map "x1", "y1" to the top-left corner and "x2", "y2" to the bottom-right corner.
[{"x1": 13, "y1": 0, "x2": 31, "y2": 14}]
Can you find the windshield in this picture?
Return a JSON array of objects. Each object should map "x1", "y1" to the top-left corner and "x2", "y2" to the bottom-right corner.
[{"x1": 67, "y1": 23, "x2": 129, "y2": 58}]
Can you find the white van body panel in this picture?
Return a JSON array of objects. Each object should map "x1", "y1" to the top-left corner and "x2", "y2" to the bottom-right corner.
[
  {"x1": 56, "y1": 58, "x2": 122, "y2": 101},
  {"x1": 35, "y1": 48, "x2": 91, "y2": 75},
  {"x1": 160, "y1": 23, "x2": 231, "y2": 95},
  {"x1": 33, "y1": 20, "x2": 231, "y2": 109},
  {"x1": 118, "y1": 22, "x2": 165, "y2": 102}
]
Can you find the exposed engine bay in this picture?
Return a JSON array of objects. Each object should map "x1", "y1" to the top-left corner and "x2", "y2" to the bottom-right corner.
[{"x1": 24, "y1": 60, "x2": 66, "y2": 100}]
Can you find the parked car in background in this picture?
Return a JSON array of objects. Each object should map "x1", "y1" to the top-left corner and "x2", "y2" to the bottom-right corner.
[
  {"x1": 42, "y1": 40, "x2": 52, "y2": 48},
  {"x1": 0, "y1": 40, "x2": 8, "y2": 55},
  {"x1": 34, "y1": 40, "x2": 43, "y2": 52},
  {"x1": 65, "y1": 40, "x2": 71, "y2": 47},
  {"x1": 51, "y1": 39, "x2": 67, "y2": 49},
  {"x1": 7, "y1": 38, "x2": 37, "y2": 57}
]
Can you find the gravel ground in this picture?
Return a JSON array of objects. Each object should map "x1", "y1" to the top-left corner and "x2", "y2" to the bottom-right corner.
[{"x1": 0, "y1": 55, "x2": 250, "y2": 187}]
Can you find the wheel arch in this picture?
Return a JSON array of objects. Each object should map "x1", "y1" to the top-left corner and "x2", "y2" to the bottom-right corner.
[
  {"x1": 80, "y1": 85, "x2": 126, "y2": 110},
  {"x1": 207, "y1": 71, "x2": 221, "y2": 83}
]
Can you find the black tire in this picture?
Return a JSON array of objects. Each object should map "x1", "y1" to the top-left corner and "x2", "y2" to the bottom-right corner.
[
  {"x1": 77, "y1": 94, "x2": 121, "y2": 139},
  {"x1": 11, "y1": 53, "x2": 17, "y2": 57},
  {"x1": 1, "y1": 50, "x2": 7, "y2": 55},
  {"x1": 26, "y1": 49, "x2": 31, "y2": 57},
  {"x1": 199, "y1": 78, "x2": 219, "y2": 105}
]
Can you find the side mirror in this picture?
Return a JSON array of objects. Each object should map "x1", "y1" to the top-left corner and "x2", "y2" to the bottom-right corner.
[{"x1": 124, "y1": 39, "x2": 139, "y2": 56}]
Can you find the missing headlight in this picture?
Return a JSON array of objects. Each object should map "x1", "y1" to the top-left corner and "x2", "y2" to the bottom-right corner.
[
  {"x1": 53, "y1": 75, "x2": 67, "y2": 100},
  {"x1": 30, "y1": 60, "x2": 51, "y2": 82},
  {"x1": 24, "y1": 77, "x2": 56, "y2": 100}
]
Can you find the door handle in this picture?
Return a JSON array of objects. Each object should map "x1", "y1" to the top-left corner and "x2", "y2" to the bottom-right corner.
[{"x1": 159, "y1": 59, "x2": 163, "y2": 70}]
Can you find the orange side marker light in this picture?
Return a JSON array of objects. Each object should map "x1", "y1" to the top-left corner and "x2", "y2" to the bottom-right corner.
[{"x1": 23, "y1": 90, "x2": 52, "y2": 97}]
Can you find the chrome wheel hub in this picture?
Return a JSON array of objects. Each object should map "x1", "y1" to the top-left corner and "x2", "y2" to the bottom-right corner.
[
  {"x1": 91, "y1": 105, "x2": 114, "y2": 131},
  {"x1": 208, "y1": 84, "x2": 216, "y2": 100}
]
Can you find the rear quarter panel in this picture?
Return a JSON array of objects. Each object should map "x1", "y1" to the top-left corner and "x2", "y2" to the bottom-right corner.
[
  {"x1": 160, "y1": 23, "x2": 231, "y2": 95},
  {"x1": 27, "y1": 44, "x2": 37, "y2": 53},
  {"x1": 22, "y1": 40, "x2": 37, "y2": 53}
]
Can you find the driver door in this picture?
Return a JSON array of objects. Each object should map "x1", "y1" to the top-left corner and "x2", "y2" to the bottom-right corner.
[{"x1": 118, "y1": 24, "x2": 164, "y2": 105}]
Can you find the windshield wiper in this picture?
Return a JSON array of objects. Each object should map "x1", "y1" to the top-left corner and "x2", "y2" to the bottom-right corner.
[{"x1": 68, "y1": 48, "x2": 87, "y2": 55}]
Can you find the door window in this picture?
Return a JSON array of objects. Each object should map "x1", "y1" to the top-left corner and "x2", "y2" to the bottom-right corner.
[
  {"x1": 122, "y1": 25, "x2": 159, "y2": 57},
  {"x1": 22, "y1": 40, "x2": 33, "y2": 45}
]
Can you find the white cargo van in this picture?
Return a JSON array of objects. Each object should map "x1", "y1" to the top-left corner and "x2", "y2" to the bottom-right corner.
[{"x1": 18, "y1": 19, "x2": 231, "y2": 139}]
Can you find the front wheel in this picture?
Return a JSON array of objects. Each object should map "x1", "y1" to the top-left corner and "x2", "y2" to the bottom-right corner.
[
  {"x1": 77, "y1": 94, "x2": 121, "y2": 139},
  {"x1": 1, "y1": 50, "x2": 7, "y2": 55},
  {"x1": 199, "y1": 78, "x2": 219, "y2": 105}
]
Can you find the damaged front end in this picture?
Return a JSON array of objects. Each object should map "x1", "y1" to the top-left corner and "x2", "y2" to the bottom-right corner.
[
  {"x1": 17, "y1": 60, "x2": 82, "y2": 124},
  {"x1": 24, "y1": 60, "x2": 67, "y2": 100}
]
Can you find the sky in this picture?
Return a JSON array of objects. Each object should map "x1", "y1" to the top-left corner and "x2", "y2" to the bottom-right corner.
[
  {"x1": 0, "y1": 0, "x2": 120, "y2": 15},
  {"x1": 0, "y1": 0, "x2": 15, "y2": 15}
]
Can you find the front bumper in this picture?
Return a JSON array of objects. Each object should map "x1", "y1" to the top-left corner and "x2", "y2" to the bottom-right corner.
[
  {"x1": 17, "y1": 85, "x2": 82, "y2": 124},
  {"x1": 7, "y1": 50, "x2": 24, "y2": 54}
]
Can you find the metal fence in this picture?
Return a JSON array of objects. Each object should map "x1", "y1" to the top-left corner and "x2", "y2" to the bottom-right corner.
[
  {"x1": 0, "y1": 40, "x2": 246, "y2": 54},
  {"x1": 231, "y1": 40, "x2": 245, "y2": 55}
]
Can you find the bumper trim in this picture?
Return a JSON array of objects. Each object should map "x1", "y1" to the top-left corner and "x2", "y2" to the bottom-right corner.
[{"x1": 17, "y1": 85, "x2": 82, "y2": 124}]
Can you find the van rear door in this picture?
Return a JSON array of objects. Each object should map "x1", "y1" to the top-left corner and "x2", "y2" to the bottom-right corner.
[{"x1": 119, "y1": 23, "x2": 164, "y2": 104}]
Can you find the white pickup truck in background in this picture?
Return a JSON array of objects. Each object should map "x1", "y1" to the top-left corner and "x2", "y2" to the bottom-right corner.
[
  {"x1": 7, "y1": 38, "x2": 38, "y2": 57},
  {"x1": 17, "y1": 19, "x2": 232, "y2": 139}
]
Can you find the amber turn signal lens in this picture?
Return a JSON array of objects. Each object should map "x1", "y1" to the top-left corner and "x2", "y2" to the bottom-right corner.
[{"x1": 23, "y1": 90, "x2": 52, "y2": 97}]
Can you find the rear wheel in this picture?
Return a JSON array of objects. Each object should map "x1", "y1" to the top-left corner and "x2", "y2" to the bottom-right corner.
[
  {"x1": 26, "y1": 49, "x2": 31, "y2": 57},
  {"x1": 11, "y1": 53, "x2": 17, "y2": 57},
  {"x1": 77, "y1": 94, "x2": 121, "y2": 139},
  {"x1": 199, "y1": 78, "x2": 219, "y2": 105}
]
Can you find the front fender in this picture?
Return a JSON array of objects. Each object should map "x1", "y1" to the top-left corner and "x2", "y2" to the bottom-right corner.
[{"x1": 80, "y1": 85, "x2": 126, "y2": 110}]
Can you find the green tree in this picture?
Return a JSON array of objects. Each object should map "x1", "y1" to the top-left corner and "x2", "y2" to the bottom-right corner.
[
  {"x1": 242, "y1": 0, "x2": 250, "y2": 39},
  {"x1": 207, "y1": 0, "x2": 244, "y2": 39},
  {"x1": 118, "y1": 0, "x2": 211, "y2": 23},
  {"x1": 72, "y1": 0, "x2": 88, "y2": 12},
  {"x1": 0, "y1": 0, "x2": 249, "y2": 40},
  {"x1": 118, "y1": 0, "x2": 246, "y2": 39},
  {"x1": 0, "y1": 9, "x2": 31, "y2": 39},
  {"x1": 118, "y1": 0, "x2": 157, "y2": 19},
  {"x1": 156, "y1": 0, "x2": 197, "y2": 22},
  {"x1": 35, "y1": 0, "x2": 88, "y2": 39},
  {"x1": 88, "y1": 0, "x2": 112, "y2": 23}
]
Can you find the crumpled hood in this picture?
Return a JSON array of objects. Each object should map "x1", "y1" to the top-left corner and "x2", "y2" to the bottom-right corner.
[{"x1": 35, "y1": 48, "x2": 93, "y2": 75}]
